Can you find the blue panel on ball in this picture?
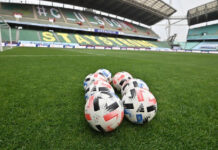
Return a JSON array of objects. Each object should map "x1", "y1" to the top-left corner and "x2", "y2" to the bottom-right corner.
[
  {"x1": 136, "y1": 114, "x2": 143, "y2": 124},
  {"x1": 112, "y1": 93, "x2": 119, "y2": 99},
  {"x1": 124, "y1": 109, "x2": 131, "y2": 117},
  {"x1": 102, "y1": 71, "x2": 109, "y2": 77},
  {"x1": 138, "y1": 83, "x2": 143, "y2": 88}
]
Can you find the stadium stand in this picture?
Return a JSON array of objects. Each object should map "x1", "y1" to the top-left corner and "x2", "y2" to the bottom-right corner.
[
  {"x1": 49, "y1": 0, "x2": 176, "y2": 26},
  {"x1": 177, "y1": 41, "x2": 218, "y2": 51},
  {"x1": 0, "y1": 3, "x2": 158, "y2": 40},
  {"x1": 0, "y1": 1, "x2": 174, "y2": 50},
  {"x1": 175, "y1": 42, "x2": 199, "y2": 50},
  {"x1": 187, "y1": 24, "x2": 218, "y2": 40},
  {"x1": 1, "y1": 28, "x2": 170, "y2": 48},
  {"x1": 19, "y1": 29, "x2": 40, "y2": 42},
  {"x1": 1, "y1": 26, "x2": 16, "y2": 41},
  {"x1": 192, "y1": 42, "x2": 218, "y2": 51},
  {"x1": 186, "y1": 24, "x2": 218, "y2": 51},
  {"x1": 186, "y1": 1, "x2": 218, "y2": 52}
]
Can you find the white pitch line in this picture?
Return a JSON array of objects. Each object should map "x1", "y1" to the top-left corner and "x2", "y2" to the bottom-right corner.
[
  {"x1": 55, "y1": 48, "x2": 106, "y2": 56},
  {"x1": 71, "y1": 50, "x2": 106, "y2": 56}
]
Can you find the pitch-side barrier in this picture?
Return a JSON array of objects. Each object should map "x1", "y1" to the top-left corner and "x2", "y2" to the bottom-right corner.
[{"x1": 2, "y1": 42, "x2": 218, "y2": 54}]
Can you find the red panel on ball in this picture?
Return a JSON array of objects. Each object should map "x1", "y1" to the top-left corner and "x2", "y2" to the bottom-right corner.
[
  {"x1": 104, "y1": 110, "x2": 119, "y2": 121},
  {"x1": 85, "y1": 114, "x2": 92, "y2": 120}
]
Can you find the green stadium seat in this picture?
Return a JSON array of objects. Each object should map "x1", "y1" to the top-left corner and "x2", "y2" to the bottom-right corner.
[
  {"x1": 184, "y1": 42, "x2": 200, "y2": 50},
  {"x1": 1, "y1": 28, "x2": 16, "y2": 42},
  {"x1": 0, "y1": 3, "x2": 34, "y2": 18},
  {"x1": 61, "y1": 9, "x2": 90, "y2": 27},
  {"x1": 188, "y1": 24, "x2": 218, "y2": 40},
  {"x1": 19, "y1": 29, "x2": 40, "y2": 41},
  {"x1": 83, "y1": 12, "x2": 103, "y2": 29},
  {"x1": 150, "y1": 41, "x2": 170, "y2": 48},
  {"x1": 11, "y1": 28, "x2": 170, "y2": 49}
]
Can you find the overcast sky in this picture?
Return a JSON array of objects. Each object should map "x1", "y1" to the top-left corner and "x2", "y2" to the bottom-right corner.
[{"x1": 151, "y1": 0, "x2": 216, "y2": 42}]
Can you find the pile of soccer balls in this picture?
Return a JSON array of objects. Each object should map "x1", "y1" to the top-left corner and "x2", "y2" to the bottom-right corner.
[{"x1": 83, "y1": 69, "x2": 157, "y2": 132}]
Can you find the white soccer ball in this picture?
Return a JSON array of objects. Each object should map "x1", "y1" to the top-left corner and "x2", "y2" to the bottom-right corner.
[
  {"x1": 122, "y1": 88, "x2": 157, "y2": 124},
  {"x1": 85, "y1": 92, "x2": 124, "y2": 132},
  {"x1": 85, "y1": 80, "x2": 115, "y2": 101},
  {"x1": 83, "y1": 73, "x2": 107, "y2": 90},
  {"x1": 112, "y1": 72, "x2": 133, "y2": 91},
  {"x1": 121, "y1": 78, "x2": 149, "y2": 96},
  {"x1": 95, "y1": 69, "x2": 112, "y2": 83}
]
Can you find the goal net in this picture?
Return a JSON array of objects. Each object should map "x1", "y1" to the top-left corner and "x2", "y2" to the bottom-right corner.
[{"x1": 0, "y1": 16, "x2": 12, "y2": 52}]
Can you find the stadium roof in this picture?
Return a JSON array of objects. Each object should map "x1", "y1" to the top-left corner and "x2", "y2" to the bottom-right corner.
[
  {"x1": 187, "y1": 0, "x2": 218, "y2": 26},
  {"x1": 47, "y1": 0, "x2": 176, "y2": 26}
]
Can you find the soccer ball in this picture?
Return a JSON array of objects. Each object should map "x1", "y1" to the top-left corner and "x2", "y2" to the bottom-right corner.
[
  {"x1": 95, "y1": 69, "x2": 112, "y2": 83},
  {"x1": 83, "y1": 73, "x2": 93, "y2": 90},
  {"x1": 85, "y1": 92, "x2": 124, "y2": 132},
  {"x1": 122, "y1": 88, "x2": 157, "y2": 124},
  {"x1": 83, "y1": 73, "x2": 107, "y2": 90},
  {"x1": 85, "y1": 80, "x2": 115, "y2": 101},
  {"x1": 112, "y1": 72, "x2": 133, "y2": 91},
  {"x1": 121, "y1": 78, "x2": 149, "y2": 95}
]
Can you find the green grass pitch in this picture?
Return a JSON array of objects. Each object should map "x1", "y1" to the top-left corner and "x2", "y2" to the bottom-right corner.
[{"x1": 0, "y1": 47, "x2": 217, "y2": 149}]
